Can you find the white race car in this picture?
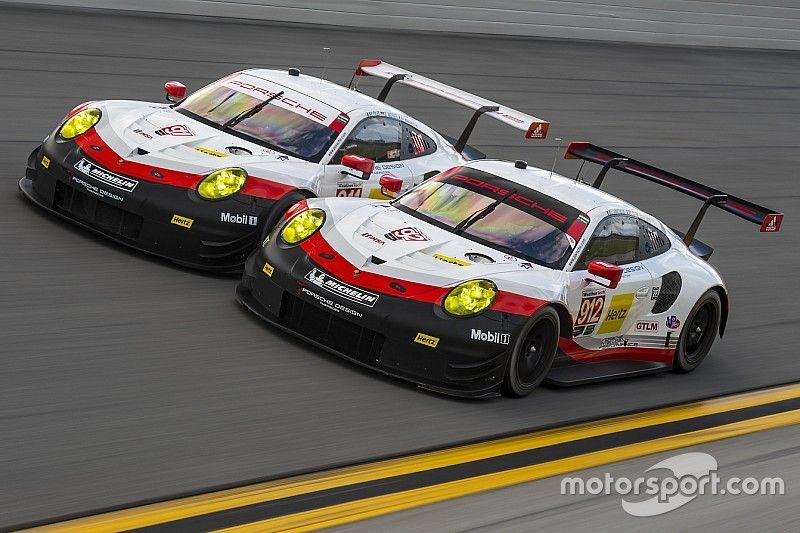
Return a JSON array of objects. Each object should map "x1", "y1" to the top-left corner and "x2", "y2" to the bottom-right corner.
[
  {"x1": 237, "y1": 143, "x2": 783, "y2": 398},
  {"x1": 19, "y1": 59, "x2": 548, "y2": 271}
]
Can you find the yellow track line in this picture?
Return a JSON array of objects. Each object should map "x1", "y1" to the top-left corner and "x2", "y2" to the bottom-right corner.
[
  {"x1": 25, "y1": 383, "x2": 800, "y2": 532},
  {"x1": 219, "y1": 408, "x2": 800, "y2": 532}
]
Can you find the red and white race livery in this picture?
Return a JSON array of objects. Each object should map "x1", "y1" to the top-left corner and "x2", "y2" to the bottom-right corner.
[
  {"x1": 20, "y1": 59, "x2": 548, "y2": 271},
  {"x1": 238, "y1": 143, "x2": 783, "y2": 398}
]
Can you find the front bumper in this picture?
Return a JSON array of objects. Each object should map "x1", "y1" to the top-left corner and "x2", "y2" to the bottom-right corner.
[
  {"x1": 20, "y1": 137, "x2": 275, "y2": 272},
  {"x1": 236, "y1": 237, "x2": 531, "y2": 398}
]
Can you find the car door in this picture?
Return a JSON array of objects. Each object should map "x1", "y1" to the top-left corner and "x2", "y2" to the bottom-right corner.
[
  {"x1": 566, "y1": 214, "x2": 654, "y2": 352},
  {"x1": 320, "y1": 116, "x2": 414, "y2": 200}
]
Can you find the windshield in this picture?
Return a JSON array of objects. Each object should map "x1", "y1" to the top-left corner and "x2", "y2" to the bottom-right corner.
[
  {"x1": 393, "y1": 168, "x2": 590, "y2": 269},
  {"x1": 177, "y1": 75, "x2": 341, "y2": 162}
]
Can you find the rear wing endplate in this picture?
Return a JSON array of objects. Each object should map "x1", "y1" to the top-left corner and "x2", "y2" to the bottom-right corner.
[
  {"x1": 564, "y1": 142, "x2": 783, "y2": 243},
  {"x1": 352, "y1": 59, "x2": 549, "y2": 151}
]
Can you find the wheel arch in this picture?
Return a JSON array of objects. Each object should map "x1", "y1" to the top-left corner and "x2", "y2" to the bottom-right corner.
[
  {"x1": 548, "y1": 301, "x2": 573, "y2": 339},
  {"x1": 710, "y1": 285, "x2": 729, "y2": 337}
]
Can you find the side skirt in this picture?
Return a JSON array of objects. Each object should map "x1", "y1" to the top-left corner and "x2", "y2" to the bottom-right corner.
[{"x1": 545, "y1": 354, "x2": 671, "y2": 387}]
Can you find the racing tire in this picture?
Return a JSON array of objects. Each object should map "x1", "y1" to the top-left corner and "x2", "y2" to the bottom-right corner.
[
  {"x1": 502, "y1": 306, "x2": 560, "y2": 398},
  {"x1": 672, "y1": 290, "x2": 721, "y2": 373},
  {"x1": 257, "y1": 191, "x2": 310, "y2": 245}
]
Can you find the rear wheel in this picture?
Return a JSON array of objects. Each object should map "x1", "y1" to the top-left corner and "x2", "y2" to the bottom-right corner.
[
  {"x1": 673, "y1": 290, "x2": 721, "y2": 373},
  {"x1": 502, "y1": 307, "x2": 560, "y2": 398},
  {"x1": 257, "y1": 191, "x2": 309, "y2": 245}
]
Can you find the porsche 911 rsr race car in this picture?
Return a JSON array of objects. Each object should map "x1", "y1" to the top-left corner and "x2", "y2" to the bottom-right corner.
[
  {"x1": 237, "y1": 143, "x2": 783, "y2": 398},
  {"x1": 19, "y1": 59, "x2": 549, "y2": 272}
]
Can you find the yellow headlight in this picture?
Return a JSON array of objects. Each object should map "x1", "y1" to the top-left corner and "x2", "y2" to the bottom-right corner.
[
  {"x1": 197, "y1": 168, "x2": 248, "y2": 200},
  {"x1": 443, "y1": 279, "x2": 498, "y2": 317},
  {"x1": 280, "y1": 208, "x2": 325, "y2": 245},
  {"x1": 59, "y1": 108, "x2": 101, "y2": 140}
]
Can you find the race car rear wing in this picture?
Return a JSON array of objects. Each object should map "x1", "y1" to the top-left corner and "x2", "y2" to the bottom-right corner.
[
  {"x1": 564, "y1": 142, "x2": 784, "y2": 245},
  {"x1": 351, "y1": 59, "x2": 549, "y2": 152}
]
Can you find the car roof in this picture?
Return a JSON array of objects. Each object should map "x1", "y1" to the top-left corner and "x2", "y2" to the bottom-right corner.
[
  {"x1": 245, "y1": 68, "x2": 402, "y2": 115},
  {"x1": 466, "y1": 159, "x2": 641, "y2": 216}
]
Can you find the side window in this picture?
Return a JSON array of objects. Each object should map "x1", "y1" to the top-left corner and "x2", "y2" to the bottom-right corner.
[
  {"x1": 330, "y1": 117, "x2": 402, "y2": 164},
  {"x1": 639, "y1": 219, "x2": 671, "y2": 259},
  {"x1": 574, "y1": 215, "x2": 639, "y2": 270},
  {"x1": 402, "y1": 123, "x2": 436, "y2": 159}
]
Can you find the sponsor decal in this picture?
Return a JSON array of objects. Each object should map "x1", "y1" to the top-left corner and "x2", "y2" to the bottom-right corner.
[
  {"x1": 262, "y1": 261, "x2": 274, "y2": 277},
  {"x1": 221, "y1": 212, "x2": 258, "y2": 226},
  {"x1": 470, "y1": 329, "x2": 510, "y2": 345},
  {"x1": 301, "y1": 287, "x2": 363, "y2": 318},
  {"x1": 336, "y1": 182, "x2": 362, "y2": 198},
  {"x1": 70, "y1": 176, "x2": 124, "y2": 202},
  {"x1": 226, "y1": 78, "x2": 329, "y2": 123},
  {"x1": 170, "y1": 214, "x2": 194, "y2": 229},
  {"x1": 414, "y1": 332, "x2": 440, "y2": 348},
  {"x1": 450, "y1": 174, "x2": 567, "y2": 224},
  {"x1": 636, "y1": 286, "x2": 650, "y2": 299},
  {"x1": 597, "y1": 293, "x2": 635, "y2": 334},
  {"x1": 583, "y1": 324, "x2": 596, "y2": 336},
  {"x1": 573, "y1": 325, "x2": 585, "y2": 337},
  {"x1": 651, "y1": 287, "x2": 660, "y2": 300},
  {"x1": 360, "y1": 232, "x2": 386, "y2": 246},
  {"x1": 385, "y1": 227, "x2": 428, "y2": 242},
  {"x1": 760, "y1": 213, "x2": 783, "y2": 232},
  {"x1": 373, "y1": 163, "x2": 404, "y2": 171},
  {"x1": 575, "y1": 289, "x2": 605, "y2": 327},
  {"x1": 133, "y1": 128, "x2": 153, "y2": 140},
  {"x1": 305, "y1": 268, "x2": 379, "y2": 307},
  {"x1": 600, "y1": 335, "x2": 638, "y2": 349},
  {"x1": 41, "y1": 155, "x2": 50, "y2": 169},
  {"x1": 623, "y1": 264, "x2": 644, "y2": 275},
  {"x1": 666, "y1": 315, "x2": 681, "y2": 330},
  {"x1": 432, "y1": 253, "x2": 470, "y2": 266},
  {"x1": 519, "y1": 262, "x2": 534, "y2": 270},
  {"x1": 503, "y1": 254, "x2": 519, "y2": 262},
  {"x1": 74, "y1": 158, "x2": 138, "y2": 193},
  {"x1": 526, "y1": 122, "x2": 547, "y2": 139},
  {"x1": 195, "y1": 146, "x2": 228, "y2": 157},
  {"x1": 636, "y1": 320, "x2": 659, "y2": 332},
  {"x1": 155, "y1": 124, "x2": 194, "y2": 137}
]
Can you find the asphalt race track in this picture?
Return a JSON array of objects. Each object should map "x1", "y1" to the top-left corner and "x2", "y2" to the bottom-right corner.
[{"x1": 0, "y1": 5, "x2": 798, "y2": 528}]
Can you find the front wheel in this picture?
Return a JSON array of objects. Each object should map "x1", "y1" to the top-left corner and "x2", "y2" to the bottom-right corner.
[
  {"x1": 502, "y1": 306, "x2": 560, "y2": 398},
  {"x1": 673, "y1": 290, "x2": 721, "y2": 373}
]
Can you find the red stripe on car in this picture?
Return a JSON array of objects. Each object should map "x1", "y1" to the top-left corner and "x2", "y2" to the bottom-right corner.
[
  {"x1": 559, "y1": 338, "x2": 674, "y2": 363},
  {"x1": 299, "y1": 230, "x2": 548, "y2": 315},
  {"x1": 74, "y1": 129, "x2": 296, "y2": 200}
]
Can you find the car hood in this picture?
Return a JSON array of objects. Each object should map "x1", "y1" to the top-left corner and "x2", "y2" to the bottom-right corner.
[
  {"x1": 315, "y1": 201, "x2": 561, "y2": 294},
  {"x1": 95, "y1": 101, "x2": 318, "y2": 177}
]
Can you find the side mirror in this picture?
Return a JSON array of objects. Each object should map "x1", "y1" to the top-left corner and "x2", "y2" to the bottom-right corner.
[
  {"x1": 341, "y1": 154, "x2": 375, "y2": 180},
  {"x1": 379, "y1": 174, "x2": 403, "y2": 195},
  {"x1": 586, "y1": 259, "x2": 623, "y2": 289},
  {"x1": 164, "y1": 81, "x2": 187, "y2": 104}
]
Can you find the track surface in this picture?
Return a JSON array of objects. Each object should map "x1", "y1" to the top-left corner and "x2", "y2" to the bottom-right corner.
[
  {"x1": 0, "y1": 6, "x2": 798, "y2": 528},
  {"x1": 336, "y1": 424, "x2": 800, "y2": 532}
]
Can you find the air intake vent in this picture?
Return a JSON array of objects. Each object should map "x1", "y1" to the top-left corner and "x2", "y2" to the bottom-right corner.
[{"x1": 653, "y1": 272, "x2": 682, "y2": 313}]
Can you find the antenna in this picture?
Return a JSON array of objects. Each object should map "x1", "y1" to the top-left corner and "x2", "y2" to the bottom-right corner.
[
  {"x1": 549, "y1": 138, "x2": 563, "y2": 179},
  {"x1": 320, "y1": 47, "x2": 331, "y2": 82}
]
